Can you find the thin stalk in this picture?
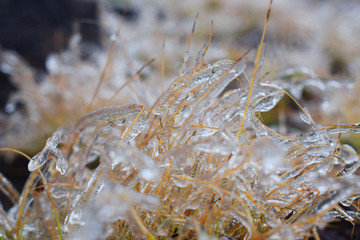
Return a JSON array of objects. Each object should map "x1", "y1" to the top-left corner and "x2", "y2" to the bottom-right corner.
[{"x1": 236, "y1": 0, "x2": 273, "y2": 141}]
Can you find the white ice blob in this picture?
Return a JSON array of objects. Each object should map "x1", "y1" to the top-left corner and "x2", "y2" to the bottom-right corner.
[{"x1": 255, "y1": 137, "x2": 287, "y2": 174}]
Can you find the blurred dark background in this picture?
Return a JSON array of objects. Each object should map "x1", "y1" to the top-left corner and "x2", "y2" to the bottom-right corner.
[
  {"x1": 0, "y1": 0, "x2": 139, "y2": 211},
  {"x1": 0, "y1": 0, "x2": 100, "y2": 210}
]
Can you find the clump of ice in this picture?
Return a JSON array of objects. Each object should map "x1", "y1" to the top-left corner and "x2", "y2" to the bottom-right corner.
[{"x1": 8, "y1": 50, "x2": 359, "y2": 238}]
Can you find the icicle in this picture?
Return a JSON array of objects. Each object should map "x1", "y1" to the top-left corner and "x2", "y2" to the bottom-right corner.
[
  {"x1": 28, "y1": 129, "x2": 66, "y2": 172},
  {"x1": 72, "y1": 104, "x2": 143, "y2": 132}
]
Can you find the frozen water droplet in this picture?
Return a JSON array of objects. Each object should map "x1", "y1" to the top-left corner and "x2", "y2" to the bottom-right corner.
[
  {"x1": 68, "y1": 207, "x2": 85, "y2": 225},
  {"x1": 152, "y1": 105, "x2": 169, "y2": 115},
  {"x1": 252, "y1": 84, "x2": 284, "y2": 112},
  {"x1": 340, "y1": 144, "x2": 358, "y2": 164},
  {"x1": 172, "y1": 176, "x2": 188, "y2": 188},
  {"x1": 28, "y1": 149, "x2": 50, "y2": 171},
  {"x1": 50, "y1": 186, "x2": 69, "y2": 199},
  {"x1": 45, "y1": 129, "x2": 65, "y2": 149},
  {"x1": 340, "y1": 196, "x2": 358, "y2": 207},
  {"x1": 299, "y1": 107, "x2": 313, "y2": 125},
  {"x1": 46, "y1": 136, "x2": 59, "y2": 150},
  {"x1": 56, "y1": 156, "x2": 68, "y2": 175}
]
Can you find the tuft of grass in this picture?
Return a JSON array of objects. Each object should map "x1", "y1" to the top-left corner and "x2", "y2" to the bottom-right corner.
[{"x1": 1, "y1": 1, "x2": 360, "y2": 240}]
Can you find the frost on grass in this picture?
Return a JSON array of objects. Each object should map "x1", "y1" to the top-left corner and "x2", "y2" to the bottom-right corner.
[
  {"x1": 1, "y1": 4, "x2": 360, "y2": 239},
  {"x1": 1, "y1": 44, "x2": 359, "y2": 239}
]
